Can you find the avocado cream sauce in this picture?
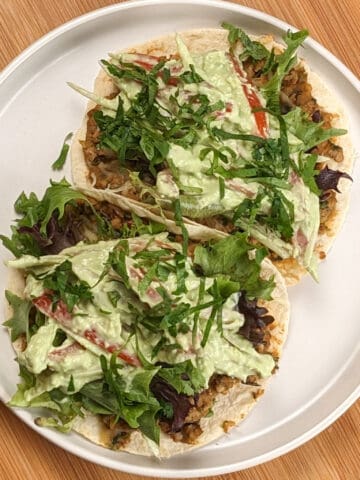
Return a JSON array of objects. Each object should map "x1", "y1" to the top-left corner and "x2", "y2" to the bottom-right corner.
[
  {"x1": 76, "y1": 37, "x2": 320, "y2": 271},
  {"x1": 116, "y1": 40, "x2": 319, "y2": 270},
  {"x1": 9, "y1": 235, "x2": 275, "y2": 403}
]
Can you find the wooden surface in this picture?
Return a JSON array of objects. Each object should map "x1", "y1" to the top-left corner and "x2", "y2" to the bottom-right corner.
[{"x1": 0, "y1": 0, "x2": 359, "y2": 479}]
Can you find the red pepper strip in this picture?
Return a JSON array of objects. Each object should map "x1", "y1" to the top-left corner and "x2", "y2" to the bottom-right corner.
[
  {"x1": 49, "y1": 342, "x2": 84, "y2": 360},
  {"x1": 131, "y1": 53, "x2": 162, "y2": 72},
  {"x1": 84, "y1": 328, "x2": 141, "y2": 367},
  {"x1": 134, "y1": 60, "x2": 179, "y2": 86},
  {"x1": 134, "y1": 60, "x2": 157, "y2": 71},
  {"x1": 130, "y1": 53, "x2": 180, "y2": 87},
  {"x1": 33, "y1": 293, "x2": 141, "y2": 367},
  {"x1": 33, "y1": 294, "x2": 72, "y2": 325},
  {"x1": 230, "y1": 54, "x2": 268, "y2": 138}
]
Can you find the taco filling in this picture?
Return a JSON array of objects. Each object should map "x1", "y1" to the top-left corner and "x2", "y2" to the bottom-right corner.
[
  {"x1": 2, "y1": 180, "x2": 288, "y2": 455},
  {"x1": 71, "y1": 24, "x2": 352, "y2": 280}
]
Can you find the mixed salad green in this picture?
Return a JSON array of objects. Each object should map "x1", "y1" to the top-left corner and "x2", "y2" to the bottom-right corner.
[
  {"x1": 2, "y1": 181, "x2": 277, "y2": 445},
  {"x1": 71, "y1": 23, "x2": 348, "y2": 277}
]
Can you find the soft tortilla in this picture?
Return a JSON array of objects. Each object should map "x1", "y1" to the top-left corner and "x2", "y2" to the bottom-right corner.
[
  {"x1": 71, "y1": 28, "x2": 354, "y2": 286},
  {"x1": 5, "y1": 230, "x2": 289, "y2": 458}
]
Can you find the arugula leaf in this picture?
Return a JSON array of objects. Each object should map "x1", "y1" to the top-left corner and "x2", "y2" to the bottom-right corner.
[
  {"x1": 222, "y1": 22, "x2": 270, "y2": 60},
  {"x1": 38, "y1": 179, "x2": 88, "y2": 234},
  {"x1": 284, "y1": 107, "x2": 347, "y2": 151},
  {"x1": 262, "y1": 30, "x2": 309, "y2": 114},
  {"x1": 137, "y1": 408, "x2": 160, "y2": 444},
  {"x1": 87, "y1": 59, "x2": 228, "y2": 179},
  {"x1": 194, "y1": 234, "x2": 275, "y2": 300},
  {"x1": 130, "y1": 212, "x2": 166, "y2": 235},
  {"x1": 10, "y1": 381, "x2": 83, "y2": 432},
  {"x1": 4, "y1": 290, "x2": 32, "y2": 342},
  {"x1": 28, "y1": 310, "x2": 46, "y2": 338},
  {"x1": 159, "y1": 303, "x2": 192, "y2": 337},
  {"x1": 2, "y1": 179, "x2": 87, "y2": 249},
  {"x1": 80, "y1": 379, "x2": 119, "y2": 414},
  {"x1": 1, "y1": 178, "x2": 122, "y2": 257},
  {"x1": 52, "y1": 133, "x2": 73, "y2": 170}
]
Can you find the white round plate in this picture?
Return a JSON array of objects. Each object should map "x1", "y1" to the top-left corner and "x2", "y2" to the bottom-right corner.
[{"x1": 0, "y1": 0, "x2": 359, "y2": 476}]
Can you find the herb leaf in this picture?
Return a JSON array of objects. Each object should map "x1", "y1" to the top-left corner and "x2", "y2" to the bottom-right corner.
[
  {"x1": 222, "y1": 22, "x2": 270, "y2": 61},
  {"x1": 173, "y1": 199, "x2": 189, "y2": 255},
  {"x1": 52, "y1": 133, "x2": 73, "y2": 170},
  {"x1": 194, "y1": 234, "x2": 274, "y2": 300},
  {"x1": 4, "y1": 291, "x2": 32, "y2": 342},
  {"x1": 262, "y1": 30, "x2": 309, "y2": 114},
  {"x1": 284, "y1": 107, "x2": 347, "y2": 151},
  {"x1": 43, "y1": 260, "x2": 93, "y2": 312},
  {"x1": 156, "y1": 360, "x2": 205, "y2": 396}
]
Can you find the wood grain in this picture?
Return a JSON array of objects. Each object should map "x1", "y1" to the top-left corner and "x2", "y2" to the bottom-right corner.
[{"x1": 0, "y1": 1, "x2": 359, "y2": 479}]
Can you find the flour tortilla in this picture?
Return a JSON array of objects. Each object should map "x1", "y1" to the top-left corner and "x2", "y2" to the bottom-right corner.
[
  {"x1": 5, "y1": 223, "x2": 289, "y2": 458},
  {"x1": 71, "y1": 28, "x2": 354, "y2": 285}
]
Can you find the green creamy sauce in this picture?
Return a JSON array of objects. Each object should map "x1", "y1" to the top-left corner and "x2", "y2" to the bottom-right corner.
[
  {"x1": 9, "y1": 235, "x2": 275, "y2": 400},
  {"x1": 101, "y1": 39, "x2": 320, "y2": 271}
]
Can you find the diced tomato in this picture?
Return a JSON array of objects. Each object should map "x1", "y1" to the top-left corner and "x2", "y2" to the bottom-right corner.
[
  {"x1": 33, "y1": 294, "x2": 72, "y2": 326},
  {"x1": 230, "y1": 54, "x2": 268, "y2": 138},
  {"x1": 84, "y1": 328, "x2": 141, "y2": 367}
]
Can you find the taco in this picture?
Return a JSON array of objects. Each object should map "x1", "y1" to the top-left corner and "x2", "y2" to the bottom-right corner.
[
  {"x1": 2, "y1": 179, "x2": 289, "y2": 457},
  {"x1": 70, "y1": 24, "x2": 353, "y2": 285}
]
